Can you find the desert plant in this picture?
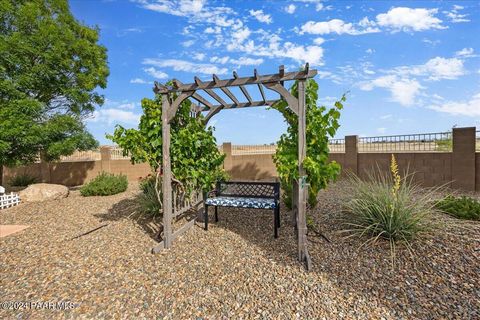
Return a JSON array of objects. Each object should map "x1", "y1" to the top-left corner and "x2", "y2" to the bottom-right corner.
[
  {"x1": 138, "y1": 175, "x2": 162, "y2": 217},
  {"x1": 8, "y1": 174, "x2": 37, "y2": 187},
  {"x1": 80, "y1": 172, "x2": 128, "y2": 196},
  {"x1": 343, "y1": 155, "x2": 436, "y2": 261},
  {"x1": 435, "y1": 195, "x2": 480, "y2": 220}
]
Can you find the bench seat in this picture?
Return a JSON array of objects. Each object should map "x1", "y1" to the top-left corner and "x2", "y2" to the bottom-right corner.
[
  {"x1": 205, "y1": 196, "x2": 276, "y2": 209},
  {"x1": 204, "y1": 181, "x2": 281, "y2": 238}
]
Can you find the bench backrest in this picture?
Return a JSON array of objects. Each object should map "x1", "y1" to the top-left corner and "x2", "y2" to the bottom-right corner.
[{"x1": 216, "y1": 181, "x2": 280, "y2": 200}]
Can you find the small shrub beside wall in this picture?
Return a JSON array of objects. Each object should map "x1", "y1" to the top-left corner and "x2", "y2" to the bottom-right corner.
[
  {"x1": 80, "y1": 172, "x2": 128, "y2": 196},
  {"x1": 435, "y1": 196, "x2": 480, "y2": 221}
]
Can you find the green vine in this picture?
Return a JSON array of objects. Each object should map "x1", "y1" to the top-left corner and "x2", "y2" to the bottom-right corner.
[{"x1": 271, "y1": 78, "x2": 345, "y2": 208}]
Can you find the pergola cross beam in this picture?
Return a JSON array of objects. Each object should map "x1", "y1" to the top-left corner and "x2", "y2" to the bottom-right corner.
[{"x1": 154, "y1": 68, "x2": 317, "y2": 94}]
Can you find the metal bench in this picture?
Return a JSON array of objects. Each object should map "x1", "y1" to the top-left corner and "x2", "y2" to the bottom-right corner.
[{"x1": 204, "y1": 181, "x2": 281, "y2": 238}]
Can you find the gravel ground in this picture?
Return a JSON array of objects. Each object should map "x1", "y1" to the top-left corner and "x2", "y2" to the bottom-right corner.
[{"x1": 0, "y1": 182, "x2": 479, "y2": 319}]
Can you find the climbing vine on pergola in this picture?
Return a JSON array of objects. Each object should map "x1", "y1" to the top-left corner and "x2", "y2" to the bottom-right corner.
[{"x1": 152, "y1": 64, "x2": 317, "y2": 270}]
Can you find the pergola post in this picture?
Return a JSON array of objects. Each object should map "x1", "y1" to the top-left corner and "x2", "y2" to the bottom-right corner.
[
  {"x1": 297, "y1": 80, "x2": 310, "y2": 269},
  {"x1": 161, "y1": 93, "x2": 173, "y2": 249}
]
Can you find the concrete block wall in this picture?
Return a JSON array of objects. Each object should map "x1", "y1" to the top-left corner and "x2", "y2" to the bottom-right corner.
[
  {"x1": 2, "y1": 127, "x2": 478, "y2": 191},
  {"x1": 3, "y1": 146, "x2": 151, "y2": 187}
]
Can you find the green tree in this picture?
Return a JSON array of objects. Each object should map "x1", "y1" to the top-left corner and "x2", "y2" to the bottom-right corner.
[
  {"x1": 272, "y1": 79, "x2": 345, "y2": 208},
  {"x1": 0, "y1": 0, "x2": 108, "y2": 184},
  {"x1": 110, "y1": 95, "x2": 226, "y2": 201}
]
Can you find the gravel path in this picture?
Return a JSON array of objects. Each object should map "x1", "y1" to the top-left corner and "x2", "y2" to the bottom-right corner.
[{"x1": 1, "y1": 182, "x2": 479, "y2": 319}]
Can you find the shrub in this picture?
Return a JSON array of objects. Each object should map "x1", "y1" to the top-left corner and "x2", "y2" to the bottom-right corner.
[
  {"x1": 435, "y1": 195, "x2": 480, "y2": 220},
  {"x1": 138, "y1": 175, "x2": 162, "y2": 217},
  {"x1": 8, "y1": 174, "x2": 37, "y2": 187},
  {"x1": 343, "y1": 155, "x2": 436, "y2": 260},
  {"x1": 80, "y1": 172, "x2": 128, "y2": 196}
]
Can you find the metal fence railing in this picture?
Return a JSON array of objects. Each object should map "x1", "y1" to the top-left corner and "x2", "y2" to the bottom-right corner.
[
  {"x1": 110, "y1": 147, "x2": 131, "y2": 160},
  {"x1": 48, "y1": 129, "x2": 475, "y2": 161},
  {"x1": 329, "y1": 139, "x2": 345, "y2": 153},
  {"x1": 60, "y1": 149, "x2": 101, "y2": 162},
  {"x1": 358, "y1": 132, "x2": 452, "y2": 153},
  {"x1": 232, "y1": 144, "x2": 277, "y2": 155}
]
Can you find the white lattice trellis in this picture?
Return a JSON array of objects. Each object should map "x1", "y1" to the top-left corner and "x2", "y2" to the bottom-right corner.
[{"x1": 0, "y1": 192, "x2": 20, "y2": 210}]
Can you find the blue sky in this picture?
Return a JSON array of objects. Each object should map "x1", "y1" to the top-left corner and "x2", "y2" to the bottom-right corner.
[{"x1": 70, "y1": 0, "x2": 480, "y2": 145}]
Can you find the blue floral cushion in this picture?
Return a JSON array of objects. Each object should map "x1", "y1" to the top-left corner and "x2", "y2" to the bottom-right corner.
[{"x1": 205, "y1": 196, "x2": 276, "y2": 209}]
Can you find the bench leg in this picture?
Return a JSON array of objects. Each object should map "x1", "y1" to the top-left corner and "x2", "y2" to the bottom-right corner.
[
  {"x1": 273, "y1": 209, "x2": 278, "y2": 238},
  {"x1": 215, "y1": 206, "x2": 218, "y2": 222},
  {"x1": 276, "y1": 206, "x2": 281, "y2": 228},
  {"x1": 204, "y1": 204, "x2": 209, "y2": 231}
]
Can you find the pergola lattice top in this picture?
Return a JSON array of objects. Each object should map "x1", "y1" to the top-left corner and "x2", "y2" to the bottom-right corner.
[{"x1": 153, "y1": 64, "x2": 318, "y2": 122}]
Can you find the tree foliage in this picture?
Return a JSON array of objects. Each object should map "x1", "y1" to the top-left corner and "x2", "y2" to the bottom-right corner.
[
  {"x1": 271, "y1": 79, "x2": 345, "y2": 208},
  {"x1": 110, "y1": 95, "x2": 226, "y2": 195},
  {"x1": 0, "y1": 0, "x2": 108, "y2": 182}
]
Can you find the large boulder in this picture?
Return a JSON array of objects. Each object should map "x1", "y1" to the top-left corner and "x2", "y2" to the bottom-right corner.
[{"x1": 19, "y1": 183, "x2": 69, "y2": 202}]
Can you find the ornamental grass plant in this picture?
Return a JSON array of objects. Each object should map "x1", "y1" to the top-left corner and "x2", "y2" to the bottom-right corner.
[
  {"x1": 343, "y1": 155, "x2": 438, "y2": 262},
  {"x1": 138, "y1": 174, "x2": 162, "y2": 217},
  {"x1": 8, "y1": 173, "x2": 37, "y2": 187}
]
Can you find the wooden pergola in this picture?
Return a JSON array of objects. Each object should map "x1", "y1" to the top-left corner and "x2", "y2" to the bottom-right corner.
[{"x1": 152, "y1": 64, "x2": 317, "y2": 270}]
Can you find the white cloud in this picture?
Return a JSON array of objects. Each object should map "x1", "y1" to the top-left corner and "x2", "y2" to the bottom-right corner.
[
  {"x1": 313, "y1": 37, "x2": 325, "y2": 45},
  {"x1": 230, "y1": 57, "x2": 264, "y2": 66},
  {"x1": 455, "y1": 48, "x2": 477, "y2": 58},
  {"x1": 210, "y1": 56, "x2": 230, "y2": 64},
  {"x1": 428, "y1": 92, "x2": 480, "y2": 117},
  {"x1": 249, "y1": 9, "x2": 273, "y2": 24},
  {"x1": 376, "y1": 7, "x2": 445, "y2": 32},
  {"x1": 443, "y1": 5, "x2": 470, "y2": 23},
  {"x1": 377, "y1": 127, "x2": 387, "y2": 134},
  {"x1": 130, "y1": 78, "x2": 152, "y2": 84},
  {"x1": 89, "y1": 109, "x2": 141, "y2": 125},
  {"x1": 138, "y1": 0, "x2": 238, "y2": 27},
  {"x1": 422, "y1": 38, "x2": 440, "y2": 46},
  {"x1": 143, "y1": 67, "x2": 169, "y2": 79},
  {"x1": 300, "y1": 18, "x2": 380, "y2": 35},
  {"x1": 393, "y1": 57, "x2": 465, "y2": 81},
  {"x1": 363, "y1": 68, "x2": 375, "y2": 75},
  {"x1": 204, "y1": 26, "x2": 221, "y2": 34},
  {"x1": 182, "y1": 39, "x2": 195, "y2": 47},
  {"x1": 143, "y1": 58, "x2": 228, "y2": 75},
  {"x1": 313, "y1": 2, "x2": 333, "y2": 11},
  {"x1": 285, "y1": 4, "x2": 296, "y2": 14},
  {"x1": 117, "y1": 102, "x2": 137, "y2": 109},
  {"x1": 360, "y1": 75, "x2": 423, "y2": 106},
  {"x1": 366, "y1": 48, "x2": 375, "y2": 54},
  {"x1": 380, "y1": 114, "x2": 392, "y2": 120},
  {"x1": 233, "y1": 27, "x2": 251, "y2": 43},
  {"x1": 210, "y1": 56, "x2": 263, "y2": 66},
  {"x1": 226, "y1": 31, "x2": 325, "y2": 65},
  {"x1": 193, "y1": 52, "x2": 206, "y2": 61},
  {"x1": 358, "y1": 55, "x2": 467, "y2": 107},
  {"x1": 139, "y1": 0, "x2": 206, "y2": 16}
]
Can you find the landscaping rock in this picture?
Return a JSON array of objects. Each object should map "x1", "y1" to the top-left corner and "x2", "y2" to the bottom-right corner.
[
  {"x1": 1, "y1": 182, "x2": 479, "y2": 319},
  {"x1": 19, "y1": 183, "x2": 69, "y2": 202}
]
